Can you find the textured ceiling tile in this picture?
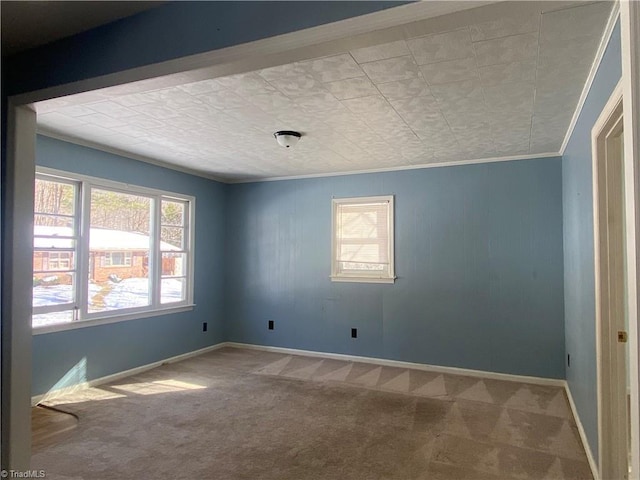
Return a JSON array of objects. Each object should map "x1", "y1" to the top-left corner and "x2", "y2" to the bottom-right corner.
[
  {"x1": 112, "y1": 93, "x2": 157, "y2": 108},
  {"x1": 409, "y1": 114, "x2": 453, "y2": 136},
  {"x1": 389, "y1": 95, "x2": 440, "y2": 117},
  {"x1": 131, "y1": 103, "x2": 183, "y2": 120},
  {"x1": 443, "y1": 110, "x2": 488, "y2": 131},
  {"x1": 474, "y1": 32, "x2": 538, "y2": 67},
  {"x1": 64, "y1": 123, "x2": 118, "y2": 139},
  {"x1": 494, "y1": 131, "x2": 530, "y2": 147},
  {"x1": 144, "y1": 89, "x2": 205, "y2": 110},
  {"x1": 324, "y1": 77, "x2": 378, "y2": 100},
  {"x1": 269, "y1": 74, "x2": 327, "y2": 98},
  {"x1": 38, "y1": 112, "x2": 85, "y2": 128},
  {"x1": 431, "y1": 80, "x2": 486, "y2": 114},
  {"x1": 420, "y1": 57, "x2": 479, "y2": 86},
  {"x1": 350, "y1": 40, "x2": 410, "y2": 64},
  {"x1": 483, "y1": 82, "x2": 535, "y2": 113},
  {"x1": 478, "y1": 59, "x2": 537, "y2": 87},
  {"x1": 469, "y1": 14, "x2": 539, "y2": 42},
  {"x1": 123, "y1": 114, "x2": 165, "y2": 129},
  {"x1": 304, "y1": 54, "x2": 364, "y2": 83},
  {"x1": 276, "y1": 110, "x2": 332, "y2": 132},
  {"x1": 325, "y1": 134, "x2": 367, "y2": 162},
  {"x1": 401, "y1": 110, "x2": 448, "y2": 132},
  {"x1": 34, "y1": 1, "x2": 612, "y2": 180},
  {"x1": 360, "y1": 56, "x2": 420, "y2": 84},
  {"x1": 76, "y1": 112, "x2": 128, "y2": 129},
  {"x1": 451, "y1": 121, "x2": 493, "y2": 139},
  {"x1": 376, "y1": 77, "x2": 431, "y2": 101},
  {"x1": 35, "y1": 98, "x2": 72, "y2": 114},
  {"x1": 196, "y1": 90, "x2": 253, "y2": 110},
  {"x1": 540, "y1": 1, "x2": 613, "y2": 43},
  {"x1": 177, "y1": 79, "x2": 225, "y2": 96},
  {"x1": 225, "y1": 107, "x2": 281, "y2": 133},
  {"x1": 294, "y1": 92, "x2": 344, "y2": 114},
  {"x1": 424, "y1": 133, "x2": 459, "y2": 150},
  {"x1": 56, "y1": 105, "x2": 98, "y2": 117},
  {"x1": 494, "y1": 143, "x2": 530, "y2": 156},
  {"x1": 365, "y1": 110, "x2": 410, "y2": 132},
  {"x1": 533, "y1": 87, "x2": 577, "y2": 118},
  {"x1": 342, "y1": 95, "x2": 393, "y2": 116},
  {"x1": 216, "y1": 73, "x2": 278, "y2": 97},
  {"x1": 87, "y1": 101, "x2": 139, "y2": 118},
  {"x1": 245, "y1": 92, "x2": 297, "y2": 113},
  {"x1": 407, "y1": 28, "x2": 474, "y2": 65},
  {"x1": 258, "y1": 62, "x2": 311, "y2": 82}
]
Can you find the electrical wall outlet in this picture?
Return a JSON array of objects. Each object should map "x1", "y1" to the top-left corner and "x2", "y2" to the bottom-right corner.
[
  {"x1": 202, "y1": 322, "x2": 207, "y2": 332},
  {"x1": 351, "y1": 328, "x2": 357, "y2": 338},
  {"x1": 268, "y1": 320, "x2": 274, "y2": 330}
]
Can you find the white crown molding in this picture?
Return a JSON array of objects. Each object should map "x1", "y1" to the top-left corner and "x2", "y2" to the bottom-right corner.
[
  {"x1": 229, "y1": 152, "x2": 561, "y2": 184},
  {"x1": 37, "y1": 129, "x2": 227, "y2": 184},
  {"x1": 41, "y1": 127, "x2": 560, "y2": 185},
  {"x1": 560, "y1": 2, "x2": 620, "y2": 156}
]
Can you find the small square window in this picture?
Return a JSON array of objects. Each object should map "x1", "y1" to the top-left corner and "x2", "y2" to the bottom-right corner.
[{"x1": 331, "y1": 195, "x2": 395, "y2": 284}]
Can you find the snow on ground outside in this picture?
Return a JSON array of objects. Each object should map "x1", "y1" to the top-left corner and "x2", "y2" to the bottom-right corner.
[{"x1": 32, "y1": 278, "x2": 184, "y2": 327}]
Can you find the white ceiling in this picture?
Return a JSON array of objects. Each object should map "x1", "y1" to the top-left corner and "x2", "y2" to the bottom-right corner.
[{"x1": 36, "y1": 1, "x2": 613, "y2": 183}]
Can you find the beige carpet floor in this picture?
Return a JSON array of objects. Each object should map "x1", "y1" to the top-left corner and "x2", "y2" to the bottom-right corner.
[{"x1": 33, "y1": 347, "x2": 592, "y2": 480}]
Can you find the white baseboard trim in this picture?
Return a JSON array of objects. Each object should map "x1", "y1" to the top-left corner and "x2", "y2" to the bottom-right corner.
[
  {"x1": 564, "y1": 382, "x2": 599, "y2": 480},
  {"x1": 226, "y1": 342, "x2": 566, "y2": 388},
  {"x1": 31, "y1": 342, "x2": 227, "y2": 406}
]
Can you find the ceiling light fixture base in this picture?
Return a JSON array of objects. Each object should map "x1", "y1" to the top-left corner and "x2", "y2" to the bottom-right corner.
[{"x1": 274, "y1": 130, "x2": 302, "y2": 148}]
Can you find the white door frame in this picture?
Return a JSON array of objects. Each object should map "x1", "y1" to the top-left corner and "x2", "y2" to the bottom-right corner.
[
  {"x1": 1, "y1": 104, "x2": 37, "y2": 469},
  {"x1": 620, "y1": 2, "x2": 640, "y2": 478},
  {"x1": 593, "y1": 81, "x2": 626, "y2": 479}
]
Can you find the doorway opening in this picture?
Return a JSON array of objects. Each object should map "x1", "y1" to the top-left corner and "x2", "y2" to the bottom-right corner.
[{"x1": 593, "y1": 85, "x2": 629, "y2": 480}]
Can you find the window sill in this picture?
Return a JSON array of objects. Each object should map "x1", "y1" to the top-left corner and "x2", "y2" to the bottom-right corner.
[
  {"x1": 330, "y1": 276, "x2": 396, "y2": 284},
  {"x1": 32, "y1": 304, "x2": 196, "y2": 335}
]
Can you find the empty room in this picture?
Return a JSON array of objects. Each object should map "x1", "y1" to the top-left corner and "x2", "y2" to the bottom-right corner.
[{"x1": 2, "y1": 1, "x2": 640, "y2": 479}]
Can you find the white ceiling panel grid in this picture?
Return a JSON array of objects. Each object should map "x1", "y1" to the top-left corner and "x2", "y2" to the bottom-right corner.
[{"x1": 36, "y1": 1, "x2": 614, "y2": 182}]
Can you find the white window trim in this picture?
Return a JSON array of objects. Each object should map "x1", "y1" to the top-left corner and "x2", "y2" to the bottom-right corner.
[
  {"x1": 331, "y1": 195, "x2": 396, "y2": 284},
  {"x1": 34, "y1": 166, "x2": 196, "y2": 332}
]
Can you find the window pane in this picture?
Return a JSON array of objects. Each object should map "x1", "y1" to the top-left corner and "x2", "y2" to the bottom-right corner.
[
  {"x1": 339, "y1": 262, "x2": 385, "y2": 272},
  {"x1": 34, "y1": 214, "x2": 74, "y2": 229},
  {"x1": 32, "y1": 311, "x2": 74, "y2": 328},
  {"x1": 89, "y1": 189, "x2": 152, "y2": 313},
  {"x1": 161, "y1": 278, "x2": 186, "y2": 304},
  {"x1": 161, "y1": 200, "x2": 185, "y2": 226},
  {"x1": 161, "y1": 226, "x2": 184, "y2": 250},
  {"x1": 161, "y1": 252, "x2": 187, "y2": 277},
  {"x1": 35, "y1": 178, "x2": 75, "y2": 215},
  {"x1": 333, "y1": 197, "x2": 394, "y2": 282},
  {"x1": 34, "y1": 251, "x2": 75, "y2": 272},
  {"x1": 34, "y1": 235, "x2": 74, "y2": 250},
  {"x1": 33, "y1": 272, "x2": 75, "y2": 307}
]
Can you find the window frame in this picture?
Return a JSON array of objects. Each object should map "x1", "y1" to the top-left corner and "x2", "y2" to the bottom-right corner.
[
  {"x1": 103, "y1": 251, "x2": 133, "y2": 267},
  {"x1": 331, "y1": 195, "x2": 396, "y2": 284},
  {"x1": 33, "y1": 167, "x2": 196, "y2": 334}
]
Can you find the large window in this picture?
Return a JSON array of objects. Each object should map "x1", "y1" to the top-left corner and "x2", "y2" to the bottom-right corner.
[
  {"x1": 331, "y1": 195, "x2": 395, "y2": 284},
  {"x1": 33, "y1": 169, "x2": 195, "y2": 330}
]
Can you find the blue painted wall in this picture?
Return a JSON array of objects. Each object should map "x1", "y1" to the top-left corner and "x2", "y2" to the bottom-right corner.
[
  {"x1": 4, "y1": 1, "x2": 407, "y2": 96},
  {"x1": 563, "y1": 22, "x2": 622, "y2": 463},
  {"x1": 225, "y1": 157, "x2": 565, "y2": 379},
  {"x1": 32, "y1": 135, "x2": 227, "y2": 396}
]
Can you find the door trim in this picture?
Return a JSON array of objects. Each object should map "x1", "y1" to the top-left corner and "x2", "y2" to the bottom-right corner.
[{"x1": 593, "y1": 81, "x2": 625, "y2": 479}]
